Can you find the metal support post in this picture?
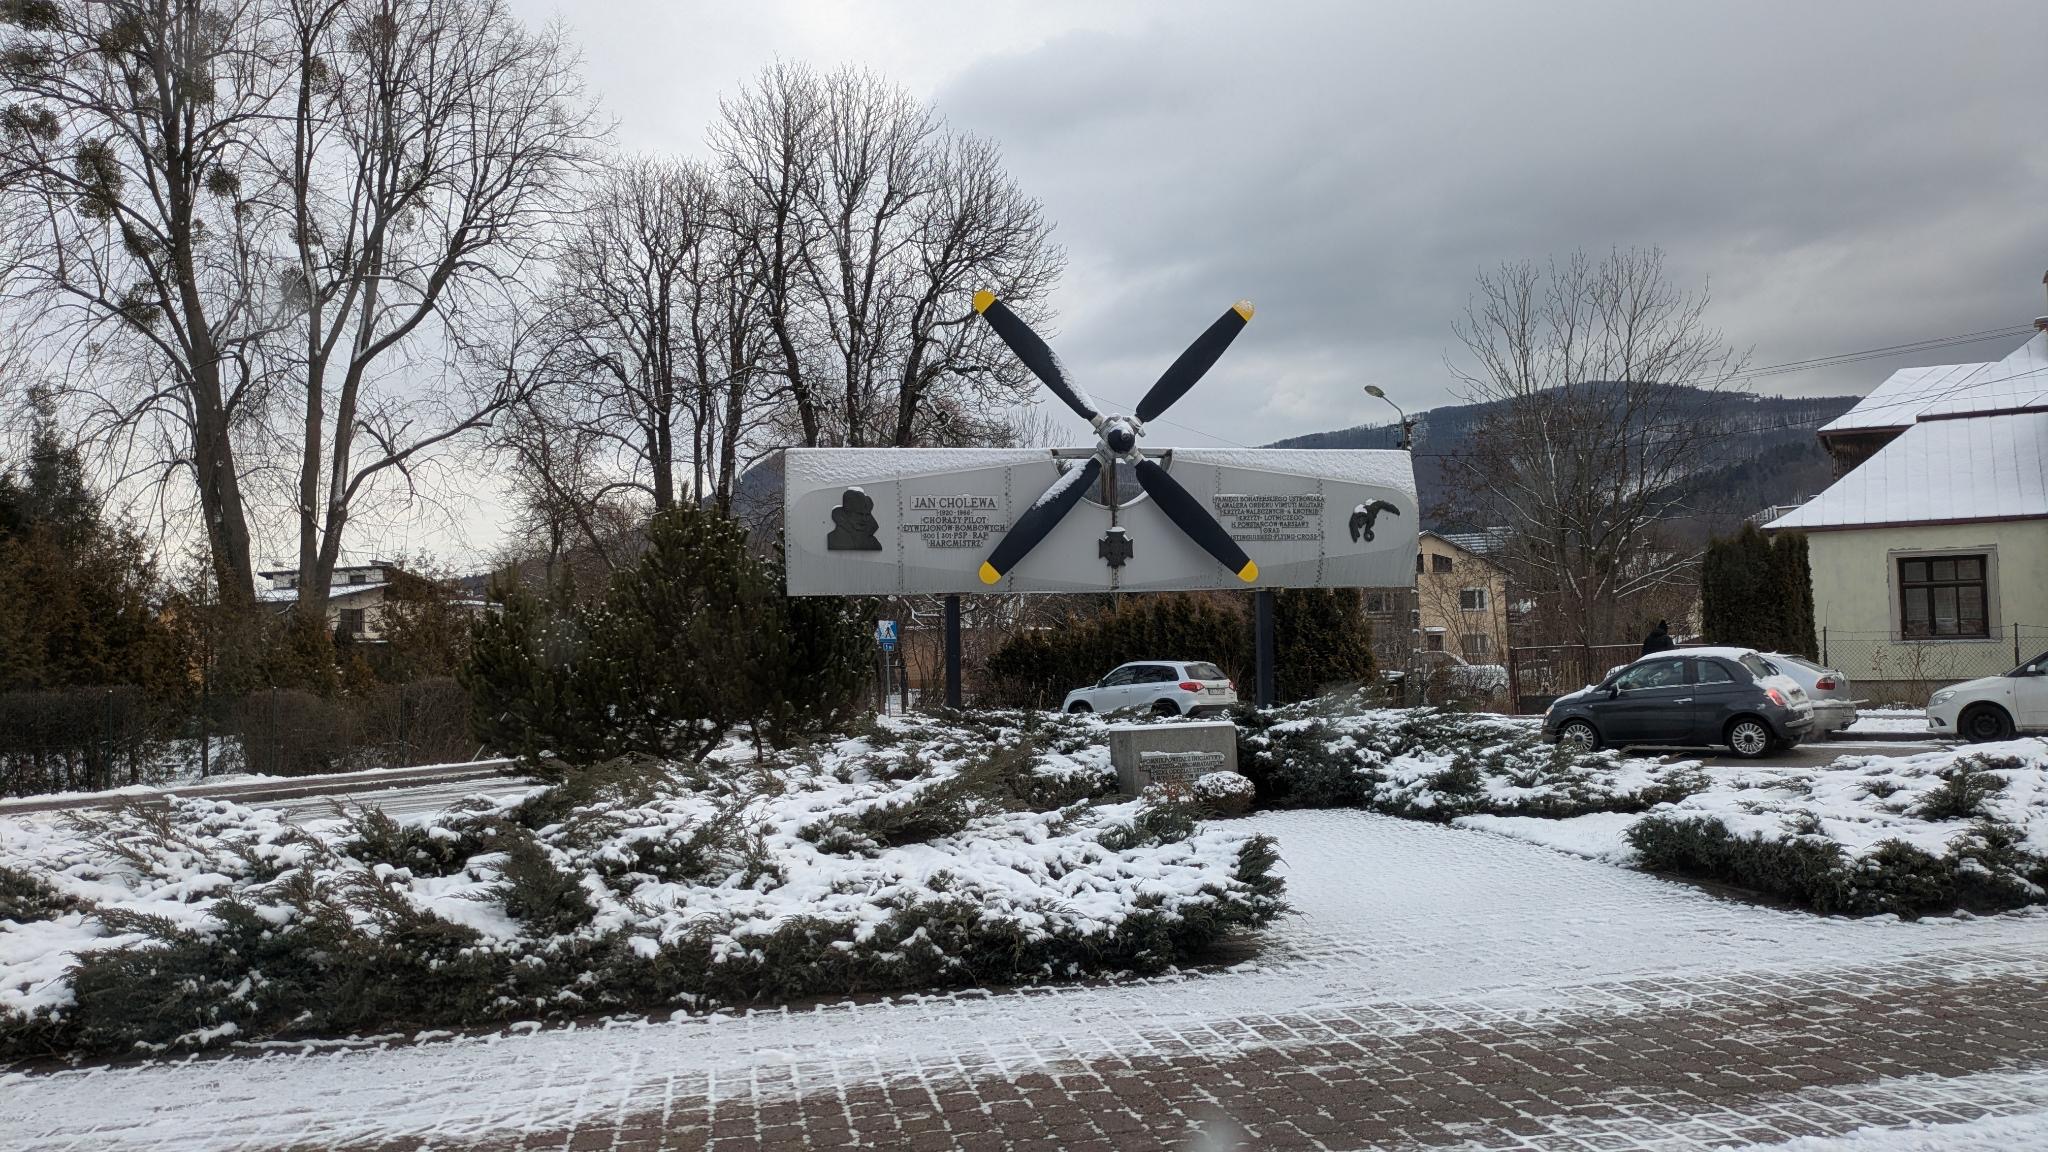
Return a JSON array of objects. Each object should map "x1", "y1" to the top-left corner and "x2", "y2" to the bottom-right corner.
[
  {"x1": 944, "y1": 594, "x2": 963, "y2": 709},
  {"x1": 1255, "y1": 588, "x2": 1277, "y2": 708}
]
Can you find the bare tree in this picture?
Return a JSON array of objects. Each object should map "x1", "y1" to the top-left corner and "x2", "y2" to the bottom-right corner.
[
  {"x1": 1448, "y1": 247, "x2": 1745, "y2": 649},
  {"x1": 711, "y1": 61, "x2": 825, "y2": 446},
  {"x1": 265, "y1": 0, "x2": 594, "y2": 623},
  {"x1": 889, "y1": 132, "x2": 1059, "y2": 447},
  {"x1": 714, "y1": 63, "x2": 1059, "y2": 450},
  {"x1": 799, "y1": 68, "x2": 933, "y2": 447},
  {"x1": 494, "y1": 393, "x2": 638, "y2": 581},
  {"x1": 692, "y1": 189, "x2": 775, "y2": 511},
  {"x1": 0, "y1": 0, "x2": 290, "y2": 606},
  {"x1": 542, "y1": 156, "x2": 709, "y2": 512}
]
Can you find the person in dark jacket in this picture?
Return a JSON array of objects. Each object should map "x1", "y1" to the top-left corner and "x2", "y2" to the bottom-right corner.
[{"x1": 1640, "y1": 619, "x2": 1675, "y2": 655}]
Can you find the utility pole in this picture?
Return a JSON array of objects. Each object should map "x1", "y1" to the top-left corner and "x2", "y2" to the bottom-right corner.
[{"x1": 1364, "y1": 385, "x2": 1414, "y2": 451}]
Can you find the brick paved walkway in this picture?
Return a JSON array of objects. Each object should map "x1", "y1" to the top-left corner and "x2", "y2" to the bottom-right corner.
[
  {"x1": 434, "y1": 956, "x2": 2048, "y2": 1151},
  {"x1": 12, "y1": 811, "x2": 2048, "y2": 1151}
]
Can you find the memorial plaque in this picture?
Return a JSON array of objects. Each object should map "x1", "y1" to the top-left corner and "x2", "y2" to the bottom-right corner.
[
  {"x1": 785, "y1": 448, "x2": 1417, "y2": 595},
  {"x1": 1215, "y1": 493, "x2": 1326, "y2": 543},
  {"x1": 1139, "y1": 749, "x2": 1230, "y2": 788},
  {"x1": 900, "y1": 494, "x2": 1000, "y2": 550},
  {"x1": 1107, "y1": 720, "x2": 1241, "y2": 796}
]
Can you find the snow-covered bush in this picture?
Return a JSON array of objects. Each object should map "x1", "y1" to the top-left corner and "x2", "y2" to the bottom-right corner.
[
  {"x1": 0, "y1": 864, "x2": 71, "y2": 922},
  {"x1": 0, "y1": 714, "x2": 1280, "y2": 1060},
  {"x1": 1629, "y1": 742, "x2": 2048, "y2": 916},
  {"x1": 1234, "y1": 696, "x2": 1705, "y2": 820},
  {"x1": 1192, "y1": 771, "x2": 1255, "y2": 816}
]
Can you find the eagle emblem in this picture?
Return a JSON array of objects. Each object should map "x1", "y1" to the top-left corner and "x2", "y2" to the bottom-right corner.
[{"x1": 1348, "y1": 500, "x2": 1400, "y2": 544}]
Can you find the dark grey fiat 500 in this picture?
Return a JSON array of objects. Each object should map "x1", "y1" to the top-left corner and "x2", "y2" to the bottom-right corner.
[{"x1": 1540, "y1": 647, "x2": 1815, "y2": 759}]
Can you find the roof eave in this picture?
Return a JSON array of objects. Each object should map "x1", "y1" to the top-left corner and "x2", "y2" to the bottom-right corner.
[{"x1": 1768, "y1": 512, "x2": 2048, "y2": 534}]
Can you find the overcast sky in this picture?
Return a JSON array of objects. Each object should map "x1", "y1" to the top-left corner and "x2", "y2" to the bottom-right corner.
[
  {"x1": 406, "y1": 0, "x2": 2048, "y2": 562},
  {"x1": 505, "y1": 0, "x2": 2048, "y2": 444}
]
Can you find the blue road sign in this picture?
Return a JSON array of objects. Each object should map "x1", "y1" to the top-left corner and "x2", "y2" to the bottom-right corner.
[{"x1": 876, "y1": 620, "x2": 898, "y2": 651}]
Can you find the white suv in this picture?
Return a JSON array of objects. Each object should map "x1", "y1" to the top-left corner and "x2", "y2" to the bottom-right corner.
[
  {"x1": 1063, "y1": 661, "x2": 1237, "y2": 717},
  {"x1": 1927, "y1": 649, "x2": 2048, "y2": 741}
]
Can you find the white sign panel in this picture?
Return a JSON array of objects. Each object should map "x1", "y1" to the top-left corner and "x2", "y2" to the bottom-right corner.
[{"x1": 785, "y1": 448, "x2": 1417, "y2": 595}]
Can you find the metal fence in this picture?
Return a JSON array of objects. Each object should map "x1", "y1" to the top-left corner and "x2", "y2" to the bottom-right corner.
[
  {"x1": 1817, "y1": 625, "x2": 2048, "y2": 706},
  {"x1": 1502, "y1": 627, "x2": 2048, "y2": 713},
  {"x1": 1505, "y1": 643, "x2": 1643, "y2": 714},
  {"x1": 0, "y1": 679, "x2": 476, "y2": 799}
]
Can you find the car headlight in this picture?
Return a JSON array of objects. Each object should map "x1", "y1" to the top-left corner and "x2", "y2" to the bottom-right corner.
[{"x1": 1929, "y1": 689, "x2": 1956, "y2": 707}]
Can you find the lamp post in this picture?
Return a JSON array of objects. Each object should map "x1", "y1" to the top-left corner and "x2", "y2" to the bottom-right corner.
[{"x1": 1363, "y1": 385, "x2": 1414, "y2": 451}]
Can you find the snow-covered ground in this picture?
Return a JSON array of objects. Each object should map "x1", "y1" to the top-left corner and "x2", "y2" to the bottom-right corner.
[
  {"x1": 1455, "y1": 738, "x2": 2048, "y2": 876},
  {"x1": 1844, "y1": 709, "x2": 1934, "y2": 736},
  {"x1": 5, "y1": 808, "x2": 2046, "y2": 1151},
  {"x1": 1, "y1": 722, "x2": 1272, "y2": 1040}
]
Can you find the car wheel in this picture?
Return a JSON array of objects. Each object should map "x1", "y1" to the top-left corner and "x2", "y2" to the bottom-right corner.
[
  {"x1": 1151, "y1": 699, "x2": 1182, "y2": 717},
  {"x1": 1556, "y1": 719, "x2": 1600, "y2": 752},
  {"x1": 1960, "y1": 703, "x2": 2014, "y2": 743},
  {"x1": 1727, "y1": 718, "x2": 1773, "y2": 759},
  {"x1": 1066, "y1": 701, "x2": 1093, "y2": 714}
]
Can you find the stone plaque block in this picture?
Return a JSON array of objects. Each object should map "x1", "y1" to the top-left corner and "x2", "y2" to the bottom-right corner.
[{"x1": 1106, "y1": 719, "x2": 1240, "y2": 796}]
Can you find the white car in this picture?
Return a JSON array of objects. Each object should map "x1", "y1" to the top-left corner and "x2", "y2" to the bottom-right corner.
[
  {"x1": 1063, "y1": 661, "x2": 1237, "y2": 717},
  {"x1": 1761, "y1": 652, "x2": 1860, "y2": 734},
  {"x1": 1927, "y1": 649, "x2": 2048, "y2": 742}
]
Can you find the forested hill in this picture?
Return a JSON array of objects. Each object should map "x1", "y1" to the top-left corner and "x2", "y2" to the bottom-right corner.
[{"x1": 1265, "y1": 388, "x2": 1860, "y2": 540}]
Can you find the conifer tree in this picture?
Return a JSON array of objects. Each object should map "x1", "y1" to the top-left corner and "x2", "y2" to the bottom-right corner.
[
  {"x1": 463, "y1": 507, "x2": 873, "y2": 766},
  {"x1": 462, "y1": 577, "x2": 603, "y2": 765}
]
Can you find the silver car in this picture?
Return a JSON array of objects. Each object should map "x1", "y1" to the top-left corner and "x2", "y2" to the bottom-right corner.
[
  {"x1": 1761, "y1": 652, "x2": 1859, "y2": 734},
  {"x1": 1064, "y1": 661, "x2": 1237, "y2": 717}
]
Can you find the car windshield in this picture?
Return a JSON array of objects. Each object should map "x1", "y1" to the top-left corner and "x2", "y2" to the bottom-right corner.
[
  {"x1": 1185, "y1": 662, "x2": 1226, "y2": 681},
  {"x1": 1773, "y1": 654, "x2": 1824, "y2": 674},
  {"x1": 2013, "y1": 650, "x2": 2048, "y2": 677}
]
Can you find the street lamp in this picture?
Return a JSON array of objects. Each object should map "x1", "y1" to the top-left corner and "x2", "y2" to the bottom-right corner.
[{"x1": 1364, "y1": 385, "x2": 1414, "y2": 451}]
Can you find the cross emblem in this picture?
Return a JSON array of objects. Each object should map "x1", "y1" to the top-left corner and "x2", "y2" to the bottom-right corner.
[{"x1": 1098, "y1": 528, "x2": 1134, "y2": 569}]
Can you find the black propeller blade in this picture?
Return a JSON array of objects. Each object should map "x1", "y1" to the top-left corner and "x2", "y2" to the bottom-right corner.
[
  {"x1": 973, "y1": 291, "x2": 1100, "y2": 423},
  {"x1": 1133, "y1": 458, "x2": 1257, "y2": 583},
  {"x1": 979, "y1": 455, "x2": 1103, "y2": 585},
  {"x1": 1136, "y1": 301, "x2": 1253, "y2": 422}
]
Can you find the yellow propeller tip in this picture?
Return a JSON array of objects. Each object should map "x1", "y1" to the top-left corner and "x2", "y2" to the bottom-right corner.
[
  {"x1": 1232, "y1": 300, "x2": 1255, "y2": 322},
  {"x1": 1237, "y1": 560, "x2": 1259, "y2": 582},
  {"x1": 972, "y1": 290, "x2": 996, "y2": 314},
  {"x1": 978, "y1": 562, "x2": 1002, "y2": 585}
]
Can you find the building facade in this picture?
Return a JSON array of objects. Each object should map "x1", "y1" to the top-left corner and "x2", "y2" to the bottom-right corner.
[
  {"x1": 1414, "y1": 532, "x2": 1512, "y2": 664},
  {"x1": 257, "y1": 563, "x2": 483, "y2": 642},
  {"x1": 1770, "y1": 323, "x2": 2048, "y2": 698}
]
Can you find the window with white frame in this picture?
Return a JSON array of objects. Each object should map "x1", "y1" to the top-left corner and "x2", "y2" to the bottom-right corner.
[
  {"x1": 1461, "y1": 633, "x2": 1492, "y2": 659},
  {"x1": 1459, "y1": 587, "x2": 1488, "y2": 612}
]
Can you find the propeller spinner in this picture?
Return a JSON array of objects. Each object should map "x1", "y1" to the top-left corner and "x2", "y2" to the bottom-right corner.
[{"x1": 971, "y1": 291, "x2": 1259, "y2": 586}]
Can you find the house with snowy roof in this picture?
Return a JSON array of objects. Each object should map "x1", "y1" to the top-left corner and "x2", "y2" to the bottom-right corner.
[
  {"x1": 1767, "y1": 311, "x2": 2048, "y2": 694},
  {"x1": 258, "y1": 561, "x2": 484, "y2": 643}
]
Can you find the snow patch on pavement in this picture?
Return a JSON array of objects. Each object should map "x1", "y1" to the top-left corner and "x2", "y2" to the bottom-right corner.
[{"x1": 1452, "y1": 811, "x2": 1640, "y2": 862}]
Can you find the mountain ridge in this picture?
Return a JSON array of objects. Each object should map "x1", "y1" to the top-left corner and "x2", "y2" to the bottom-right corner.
[{"x1": 1264, "y1": 388, "x2": 1861, "y2": 539}]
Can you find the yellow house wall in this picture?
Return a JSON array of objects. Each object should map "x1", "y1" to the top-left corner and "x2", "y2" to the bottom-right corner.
[
  {"x1": 1415, "y1": 535, "x2": 1511, "y2": 664},
  {"x1": 1806, "y1": 521, "x2": 2048, "y2": 682}
]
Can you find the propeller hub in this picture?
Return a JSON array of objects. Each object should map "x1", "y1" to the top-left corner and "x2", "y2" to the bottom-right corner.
[{"x1": 1102, "y1": 418, "x2": 1138, "y2": 456}]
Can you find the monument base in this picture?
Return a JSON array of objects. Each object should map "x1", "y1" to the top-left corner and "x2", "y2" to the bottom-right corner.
[{"x1": 1107, "y1": 719, "x2": 1240, "y2": 796}]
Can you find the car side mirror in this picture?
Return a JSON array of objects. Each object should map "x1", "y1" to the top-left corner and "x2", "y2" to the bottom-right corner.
[{"x1": 1605, "y1": 684, "x2": 1620, "y2": 698}]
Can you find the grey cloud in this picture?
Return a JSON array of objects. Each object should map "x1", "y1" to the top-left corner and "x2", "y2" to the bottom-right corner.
[{"x1": 514, "y1": 0, "x2": 2048, "y2": 449}]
